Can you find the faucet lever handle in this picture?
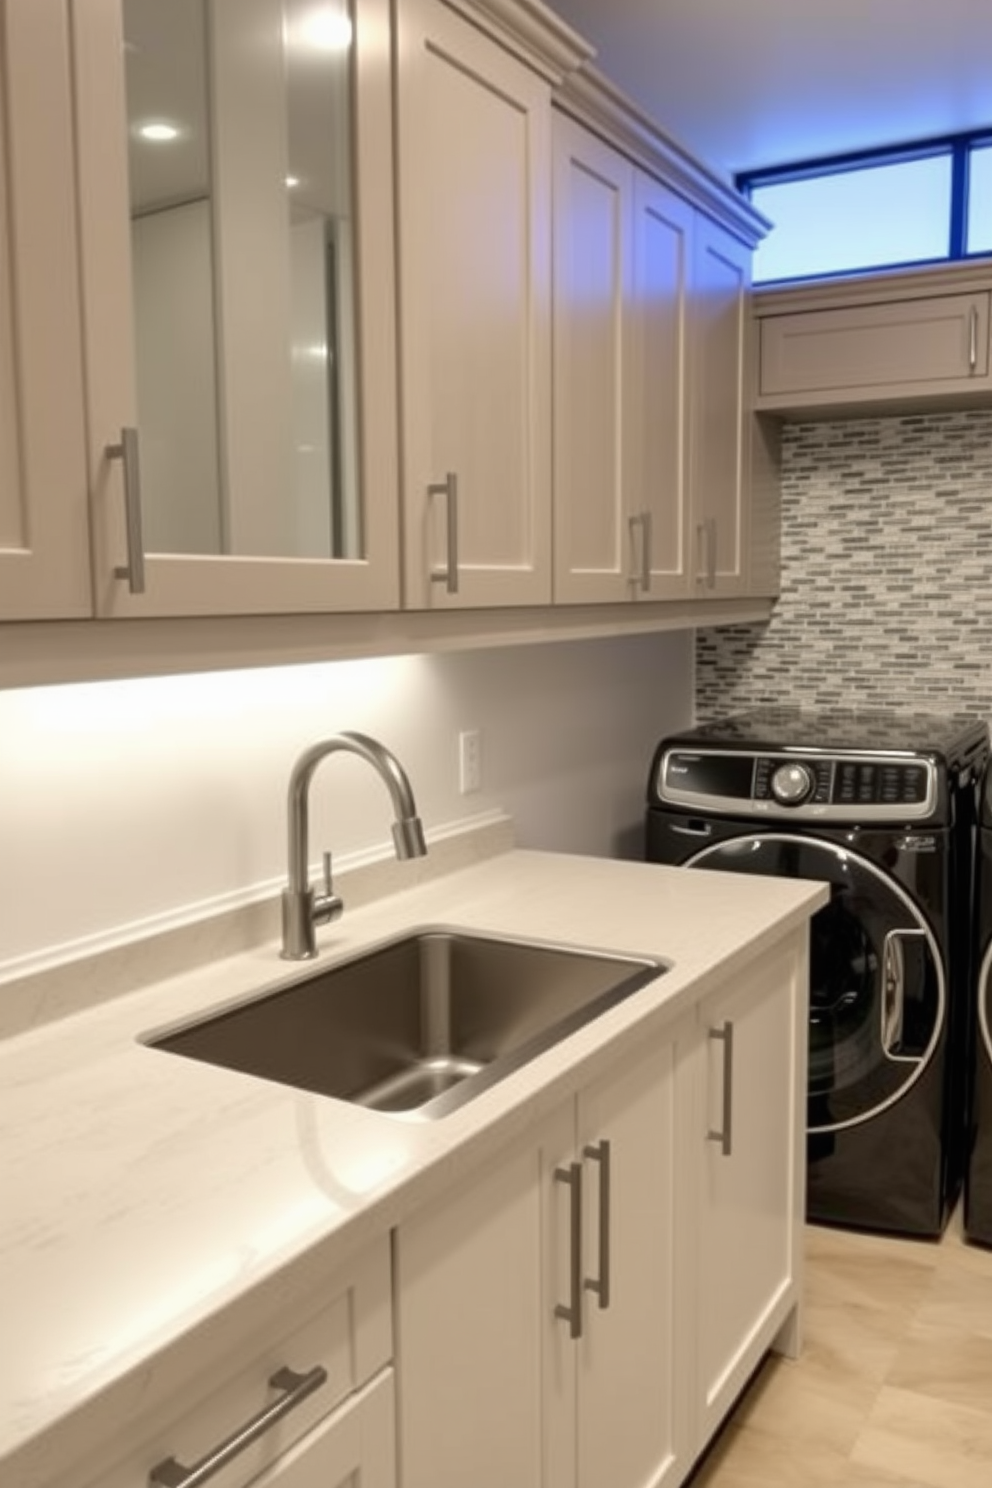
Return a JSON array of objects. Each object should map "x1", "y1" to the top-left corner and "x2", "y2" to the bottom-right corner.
[{"x1": 312, "y1": 851, "x2": 344, "y2": 929}]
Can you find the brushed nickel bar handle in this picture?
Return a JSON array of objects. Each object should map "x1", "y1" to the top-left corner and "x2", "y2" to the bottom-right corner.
[
  {"x1": 629, "y1": 511, "x2": 651, "y2": 593},
  {"x1": 969, "y1": 305, "x2": 979, "y2": 373},
  {"x1": 707, "y1": 1020, "x2": 734, "y2": 1157},
  {"x1": 707, "y1": 516, "x2": 718, "y2": 588},
  {"x1": 554, "y1": 1160, "x2": 583, "y2": 1340},
  {"x1": 148, "y1": 1365, "x2": 328, "y2": 1488},
  {"x1": 583, "y1": 1139, "x2": 611, "y2": 1310},
  {"x1": 428, "y1": 471, "x2": 459, "y2": 594},
  {"x1": 696, "y1": 519, "x2": 712, "y2": 589},
  {"x1": 106, "y1": 426, "x2": 146, "y2": 594}
]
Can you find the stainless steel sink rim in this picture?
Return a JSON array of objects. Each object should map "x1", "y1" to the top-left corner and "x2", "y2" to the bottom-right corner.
[{"x1": 142, "y1": 926, "x2": 669, "y2": 1122}]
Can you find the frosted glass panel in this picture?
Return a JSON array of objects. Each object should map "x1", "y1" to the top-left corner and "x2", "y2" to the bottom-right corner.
[
  {"x1": 751, "y1": 155, "x2": 952, "y2": 284},
  {"x1": 968, "y1": 145, "x2": 992, "y2": 254}
]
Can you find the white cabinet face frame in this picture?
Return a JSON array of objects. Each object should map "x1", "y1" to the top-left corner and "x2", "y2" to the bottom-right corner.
[
  {"x1": 69, "y1": 0, "x2": 401, "y2": 618},
  {"x1": 395, "y1": 0, "x2": 554, "y2": 609},
  {"x1": 0, "y1": 0, "x2": 91, "y2": 620}
]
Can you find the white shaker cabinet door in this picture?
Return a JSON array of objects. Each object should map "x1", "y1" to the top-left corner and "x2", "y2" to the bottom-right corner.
[
  {"x1": 689, "y1": 216, "x2": 751, "y2": 598},
  {"x1": 569, "y1": 1035, "x2": 687, "y2": 1488},
  {"x1": 0, "y1": 0, "x2": 91, "y2": 619},
  {"x1": 396, "y1": 1025, "x2": 686, "y2": 1488},
  {"x1": 552, "y1": 113, "x2": 632, "y2": 604},
  {"x1": 395, "y1": 0, "x2": 554, "y2": 608},
  {"x1": 692, "y1": 935, "x2": 808, "y2": 1443}
]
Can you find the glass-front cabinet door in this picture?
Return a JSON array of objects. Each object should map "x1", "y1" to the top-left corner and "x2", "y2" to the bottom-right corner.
[
  {"x1": 71, "y1": 0, "x2": 399, "y2": 616},
  {"x1": 0, "y1": 0, "x2": 91, "y2": 620}
]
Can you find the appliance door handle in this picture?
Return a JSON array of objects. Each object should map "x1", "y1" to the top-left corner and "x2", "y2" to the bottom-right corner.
[
  {"x1": 148, "y1": 1365, "x2": 328, "y2": 1488},
  {"x1": 881, "y1": 927, "x2": 928, "y2": 1060},
  {"x1": 428, "y1": 471, "x2": 459, "y2": 594},
  {"x1": 554, "y1": 1160, "x2": 583, "y2": 1339},
  {"x1": 583, "y1": 1139, "x2": 611, "y2": 1311},
  {"x1": 671, "y1": 821, "x2": 714, "y2": 838},
  {"x1": 707, "y1": 1020, "x2": 734, "y2": 1156}
]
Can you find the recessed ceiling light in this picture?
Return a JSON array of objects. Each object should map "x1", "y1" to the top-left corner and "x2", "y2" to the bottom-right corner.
[
  {"x1": 285, "y1": 175, "x2": 301, "y2": 188},
  {"x1": 138, "y1": 122, "x2": 181, "y2": 143}
]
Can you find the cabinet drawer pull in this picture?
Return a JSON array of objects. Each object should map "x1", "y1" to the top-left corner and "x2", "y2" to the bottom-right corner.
[
  {"x1": 554, "y1": 1160, "x2": 583, "y2": 1339},
  {"x1": 583, "y1": 1139, "x2": 611, "y2": 1310},
  {"x1": 148, "y1": 1364, "x2": 328, "y2": 1488},
  {"x1": 106, "y1": 426, "x2": 146, "y2": 594},
  {"x1": 428, "y1": 471, "x2": 459, "y2": 594},
  {"x1": 707, "y1": 1020, "x2": 734, "y2": 1157},
  {"x1": 969, "y1": 305, "x2": 979, "y2": 373}
]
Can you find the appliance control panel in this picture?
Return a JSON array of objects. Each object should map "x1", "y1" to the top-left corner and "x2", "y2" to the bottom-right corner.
[{"x1": 655, "y1": 748, "x2": 937, "y2": 821}]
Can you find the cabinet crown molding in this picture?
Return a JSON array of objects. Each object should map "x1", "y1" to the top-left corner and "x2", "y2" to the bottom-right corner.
[
  {"x1": 554, "y1": 65, "x2": 771, "y2": 247},
  {"x1": 443, "y1": 0, "x2": 594, "y2": 82}
]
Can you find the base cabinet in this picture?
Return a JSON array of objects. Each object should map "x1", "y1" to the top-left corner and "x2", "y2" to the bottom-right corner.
[
  {"x1": 395, "y1": 1035, "x2": 684, "y2": 1488},
  {"x1": 67, "y1": 1239, "x2": 394, "y2": 1488},
  {"x1": 396, "y1": 931, "x2": 808, "y2": 1488},
  {"x1": 690, "y1": 942, "x2": 807, "y2": 1442}
]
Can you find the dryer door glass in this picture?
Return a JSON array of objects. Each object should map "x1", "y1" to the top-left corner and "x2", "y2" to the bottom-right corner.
[{"x1": 685, "y1": 833, "x2": 945, "y2": 1133}]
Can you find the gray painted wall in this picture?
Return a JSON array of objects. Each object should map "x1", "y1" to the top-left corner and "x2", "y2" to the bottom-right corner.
[{"x1": 696, "y1": 409, "x2": 992, "y2": 719}]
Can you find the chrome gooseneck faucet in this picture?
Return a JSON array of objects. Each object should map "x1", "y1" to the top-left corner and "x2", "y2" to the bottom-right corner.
[{"x1": 281, "y1": 731, "x2": 428, "y2": 960}]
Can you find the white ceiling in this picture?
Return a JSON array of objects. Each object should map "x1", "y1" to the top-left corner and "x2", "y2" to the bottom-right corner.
[{"x1": 546, "y1": 0, "x2": 992, "y2": 181}]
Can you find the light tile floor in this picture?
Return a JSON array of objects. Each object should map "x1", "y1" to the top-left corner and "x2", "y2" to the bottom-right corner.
[{"x1": 689, "y1": 1208, "x2": 992, "y2": 1487}]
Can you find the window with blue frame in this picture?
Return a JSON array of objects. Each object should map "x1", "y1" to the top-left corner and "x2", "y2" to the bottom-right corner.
[{"x1": 738, "y1": 133, "x2": 992, "y2": 285}]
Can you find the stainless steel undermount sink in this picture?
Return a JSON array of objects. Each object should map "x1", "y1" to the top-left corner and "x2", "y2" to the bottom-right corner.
[{"x1": 143, "y1": 929, "x2": 666, "y2": 1120}]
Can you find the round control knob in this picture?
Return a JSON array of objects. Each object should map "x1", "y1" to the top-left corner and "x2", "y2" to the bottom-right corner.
[{"x1": 771, "y1": 762, "x2": 814, "y2": 805}]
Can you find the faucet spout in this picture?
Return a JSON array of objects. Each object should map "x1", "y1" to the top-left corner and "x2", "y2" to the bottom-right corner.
[{"x1": 281, "y1": 731, "x2": 427, "y2": 960}]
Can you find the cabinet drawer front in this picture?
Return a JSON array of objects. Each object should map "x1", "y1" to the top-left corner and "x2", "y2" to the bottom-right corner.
[
  {"x1": 74, "y1": 1237, "x2": 391, "y2": 1488},
  {"x1": 759, "y1": 292, "x2": 990, "y2": 400}
]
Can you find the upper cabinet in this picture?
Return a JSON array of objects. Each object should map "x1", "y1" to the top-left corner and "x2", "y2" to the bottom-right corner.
[
  {"x1": 0, "y1": 0, "x2": 91, "y2": 620},
  {"x1": 551, "y1": 76, "x2": 768, "y2": 606},
  {"x1": 753, "y1": 263, "x2": 992, "y2": 419},
  {"x1": 689, "y1": 216, "x2": 751, "y2": 598},
  {"x1": 70, "y1": 0, "x2": 401, "y2": 617},
  {"x1": 551, "y1": 113, "x2": 694, "y2": 603},
  {"x1": 2, "y1": 0, "x2": 775, "y2": 650},
  {"x1": 394, "y1": 0, "x2": 588, "y2": 610}
]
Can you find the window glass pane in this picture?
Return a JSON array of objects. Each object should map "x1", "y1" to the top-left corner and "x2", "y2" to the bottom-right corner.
[
  {"x1": 968, "y1": 144, "x2": 992, "y2": 254},
  {"x1": 750, "y1": 155, "x2": 953, "y2": 284}
]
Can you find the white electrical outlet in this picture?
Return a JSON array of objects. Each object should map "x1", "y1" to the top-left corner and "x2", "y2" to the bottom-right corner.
[{"x1": 459, "y1": 729, "x2": 482, "y2": 794}]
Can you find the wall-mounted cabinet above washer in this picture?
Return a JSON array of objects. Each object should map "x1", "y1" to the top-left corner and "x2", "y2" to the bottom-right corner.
[{"x1": 753, "y1": 262, "x2": 992, "y2": 419}]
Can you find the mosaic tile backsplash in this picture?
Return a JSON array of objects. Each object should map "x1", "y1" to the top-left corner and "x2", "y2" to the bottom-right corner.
[{"x1": 696, "y1": 409, "x2": 992, "y2": 721}]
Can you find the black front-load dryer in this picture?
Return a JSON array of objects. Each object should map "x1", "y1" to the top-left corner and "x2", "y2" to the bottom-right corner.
[
  {"x1": 646, "y1": 707, "x2": 988, "y2": 1239},
  {"x1": 965, "y1": 761, "x2": 992, "y2": 1245}
]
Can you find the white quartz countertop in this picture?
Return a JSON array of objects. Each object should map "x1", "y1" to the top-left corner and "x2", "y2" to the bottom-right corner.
[{"x1": 1, "y1": 848, "x2": 827, "y2": 1487}]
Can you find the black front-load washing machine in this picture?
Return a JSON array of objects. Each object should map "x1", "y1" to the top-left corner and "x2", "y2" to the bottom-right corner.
[
  {"x1": 646, "y1": 707, "x2": 988, "y2": 1239},
  {"x1": 965, "y1": 761, "x2": 992, "y2": 1246}
]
